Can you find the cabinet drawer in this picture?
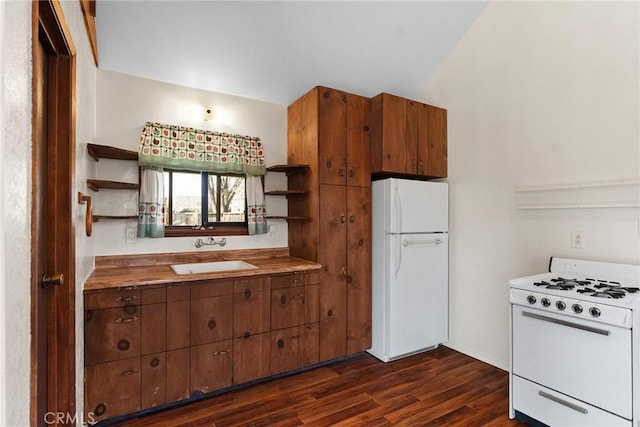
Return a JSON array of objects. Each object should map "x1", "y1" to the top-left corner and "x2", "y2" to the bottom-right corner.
[
  {"x1": 191, "y1": 280, "x2": 233, "y2": 299},
  {"x1": 140, "y1": 286, "x2": 166, "y2": 305},
  {"x1": 85, "y1": 306, "x2": 141, "y2": 365},
  {"x1": 270, "y1": 273, "x2": 306, "y2": 289},
  {"x1": 85, "y1": 357, "x2": 140, "y2": 423},
  {"x1": 167, "y1": 282, "x2": 190, "y2": 301},
  {"x1": 85, "y1": 288, "x2": 140, "y2": 310},
  {"x1": 233, "y1": 277, "x2": 268, "y2": 294},
  {"x1": 271, "y1": 286, "x2": 305, "y2": 330},
  {"x1": 191, "y1": 295, "x2": 233, "y2": 345}
]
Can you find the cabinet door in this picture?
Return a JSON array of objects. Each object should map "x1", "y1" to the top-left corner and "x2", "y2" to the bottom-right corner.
[
  {"x1": 270, "y1": 326, "x2": 303, "y2": 375},
  {"x1": 85, "y1": 305, "x2": 140, "y2": 365},
  {"x1": 416, "y1": 102, "x2": 429, "y2": 177},
  {"x1": 318, "y1": 87, "x2": 347, "y2": 185},
  {"x1": 371, "y1": 93, "x2": 408, "y2": 174},
  {"x1": 303, "y1": 322, "x2": 319, "y2": 367},
  {"x1": 346, "y1": 94, "x2": 371, "y2": 187},
  {"x1": 166, "y1": 348, "x2": 190, "y2": 402},
  {"x1": 406, "y1": 100, "x2": 420, "y2": 174},
  {"x1": 141, "y1": 353, "x2": 165, "y2": 409},
  {"x1": 190, "y1": 340, "x2": 233, "y2": 394},
  {"x1": 141, "y1": 303, "x2": 166, "y2": 355},
  {"x1": 425, "y1": 105, "x2": 447, "y2": 178},
  {"x1": 233, "y1": 278, "x2": 270, "y2": 337},
  {"x1": 318, "y1": 184, "x2": 347, "y2": 361},
  {"x1": 233, "y1": 332, "x2": 270, "y2": 384},
  {"x1": 84, "y1": 358, "x2": 140, "y2": 423},
  {"x1": 346, "y1": 186, "x2": 373, "y2": 354},
  {"x1": 191, "y1": 295, "x2": 233, "y2": 346},
  {"x1": 271, "y1": 286, "x2": 305, "y2": 330},
  {"x1": 167, "y1": 282, "x2": 190, "y2": 350},
  {"x1": 305, "y1": 284, "x2": 319, "y2": 324}
]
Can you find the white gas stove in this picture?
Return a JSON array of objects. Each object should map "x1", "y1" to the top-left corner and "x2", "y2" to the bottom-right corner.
[{"x1": 509, "y1": 257, "x2": 640, "y2": 426}]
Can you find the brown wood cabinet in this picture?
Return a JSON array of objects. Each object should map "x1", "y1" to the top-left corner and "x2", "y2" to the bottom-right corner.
[
  {"x1": 287, "y1": 86, "x2": 372, "y2": 363},
  {"x1": 370, "y1": 92, "x2": 447, "y2": 178},
  {"x1": 84, "y1": 271, "x2": 320, "y2": 423}
]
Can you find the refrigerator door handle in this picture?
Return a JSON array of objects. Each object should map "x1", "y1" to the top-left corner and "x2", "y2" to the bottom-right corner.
[
  {"x1": 402, "y1": 238, "x2": 443, "y2": 247},
  {"x1": 394, "y1": 236, "x2": 402, "y2": 279},
  {"x1": 394, "y1": 186, "x2": 402, "y2": 233}
]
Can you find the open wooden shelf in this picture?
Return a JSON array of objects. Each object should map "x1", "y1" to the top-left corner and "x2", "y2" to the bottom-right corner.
[
  {"x1": 87, "y1": 179, "x2": 140, "y2": 192},
  {"x1": 87, "y1": 143, "x2": 138, "y2": 162},
  {"x1": 266, "y1": 164, "x2": 309, "y2": 176},
  {"x1": 264, "y1": 190, "x2": 309, "y2": 198}
]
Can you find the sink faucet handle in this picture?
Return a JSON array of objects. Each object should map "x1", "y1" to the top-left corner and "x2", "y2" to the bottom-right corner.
[{"x1": 219, "y1": 237, "x2": 227, "y2": 247}]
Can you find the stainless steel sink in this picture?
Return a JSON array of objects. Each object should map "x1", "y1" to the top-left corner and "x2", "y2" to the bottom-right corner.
[{"x1": 170, "y1": 260, "x2": 258, "y2": 275}]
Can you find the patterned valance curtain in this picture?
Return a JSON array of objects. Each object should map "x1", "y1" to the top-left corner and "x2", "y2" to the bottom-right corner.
[
  {"x1": 136, "y1": 122, "x2": 268, "y2": 236},
  {"x1": 137, "y1": 121, "x2": 266, "y2": 176}
]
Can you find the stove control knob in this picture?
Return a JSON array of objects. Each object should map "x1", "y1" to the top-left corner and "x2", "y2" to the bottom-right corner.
[
  {"x1": 589, "y1": 307, "x2": 601, "y2": 318},
  {"x1": 527, "y1": 295, "x2": 536, "y2": 304},
  {"x1": 541, "y1": 298, "x2": 551, "y2": 307},
  {"x1": 572, "y1": 304, "x2": 583, "y2": 314},
  {"x1": 556, "y1": 301, "x2": 566, "y2": 311}
]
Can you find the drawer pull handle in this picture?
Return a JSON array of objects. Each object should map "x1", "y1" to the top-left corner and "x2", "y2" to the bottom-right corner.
[
  {"x1": 349, "y1": 169, "x2": 354, "y2": 178},
  {"x1": 291, "y1": 334, "x2": 301, "y2": 340},
  {"x1": 117, "y1": 339, "x2": 130, "y2": 351},
  {"x1": 538, "y1": 390, "x2": 588, "y2": 414},
  {"x1": 290, "y1": 278, "x2": 300, "y2": 284},
  {"x1": 349, "y1": 215, "x2": 355, "y2": 223},
  {"x1": 208, "y1": 319, "x2": 217, "y2": 330},
  {"x1": 280, "y1": 295, "x2": 287, "y2": 305},
  {"x1": 116, "y1": 296, "x2": 138, "y2": 303},
  {"x1": 214, "y1": 349, "x2": 231, "y2": 356},
  {"x1": 277, "y1": 339, "x2": 285, "y2": 349},
  {"x1": 339, "y1": 167, "x2": 345, "y2": 177},
  {"x1": 120, "y1": 368, "x2": 138, "y2": 376},
  {"x1": 115, "y1": 317, "x2": 138, "y2": 324},
  {"x1": 150, "y1": 357, "x2": 160, "y2": 367},
  {"x1": 244, "y1": 289, "x2": 252, "y2": 299},
  {"x1": 522, "y1": 311, "x2": 611, "y2": 336},
  {"x1": 292, "y1": 295, "x2": 304, "y2": 301},
  {"x1": 94, "y1": 403, "x2": 106, "y2": 416}
]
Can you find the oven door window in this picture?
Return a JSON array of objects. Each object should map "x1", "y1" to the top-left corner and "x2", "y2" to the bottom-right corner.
[{"x1": 512, "y1": 304, "x2": 632, "y2": 419}]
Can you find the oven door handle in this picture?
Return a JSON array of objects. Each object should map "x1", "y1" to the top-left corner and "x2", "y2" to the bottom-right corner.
[
  {"x1": 522, "y1": 311, "x2": 611, "y2": 336},
  {"x1": 538, "y1": 390, "x2": 589, "y2": 414}
]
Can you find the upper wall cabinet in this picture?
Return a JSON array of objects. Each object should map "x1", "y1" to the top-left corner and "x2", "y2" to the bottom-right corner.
[{"x1": 370, "y1": 93, "x2": 447, "y2": 179}]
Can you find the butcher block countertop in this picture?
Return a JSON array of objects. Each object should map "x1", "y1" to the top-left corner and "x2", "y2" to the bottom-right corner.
[{"x1": 84, "y1": 247, "x2": 322, "y2": 291}]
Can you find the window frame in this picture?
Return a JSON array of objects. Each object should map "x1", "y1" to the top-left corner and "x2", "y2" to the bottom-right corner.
[{"x1": 163, "y1": 169, "x2": 249, "y2": 237}]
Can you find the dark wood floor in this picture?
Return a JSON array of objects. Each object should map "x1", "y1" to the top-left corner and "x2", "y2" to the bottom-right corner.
[{"x1": 112, "y1": 346, "x2": 528, "y2": 426}]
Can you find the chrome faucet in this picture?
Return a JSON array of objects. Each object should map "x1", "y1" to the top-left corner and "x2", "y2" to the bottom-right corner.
[{"x1": 195, "y1": 237, "x2": 227, "y2": 248}]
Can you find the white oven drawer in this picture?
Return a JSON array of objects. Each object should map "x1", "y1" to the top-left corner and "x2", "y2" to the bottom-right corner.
[
  {"x1": 512, "y1": 304, "x2": 632, "y2": 419},
  {"x1": 513, "y1": 376, "x2": 631, "y2": 427}
]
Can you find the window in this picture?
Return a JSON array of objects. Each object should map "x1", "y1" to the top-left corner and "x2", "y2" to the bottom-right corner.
[{"x1": 163, "y1": 170, "x2": 248, "y2": 236}]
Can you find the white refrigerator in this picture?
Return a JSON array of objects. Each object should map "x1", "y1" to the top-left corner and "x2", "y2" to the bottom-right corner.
[{"x1": 368, "y1": 178, "x2": 449, "y2": 362}]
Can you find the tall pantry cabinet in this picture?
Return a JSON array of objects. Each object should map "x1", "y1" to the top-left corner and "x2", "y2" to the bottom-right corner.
[{"x1": 286, "y1": 86, "x2": 372, "y2": 361}]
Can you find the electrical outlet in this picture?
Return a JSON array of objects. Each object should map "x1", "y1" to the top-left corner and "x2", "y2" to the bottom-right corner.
[
  {"x1": 571, "y1": 231, "x2": 585, "y2": 249},
  {"x1": 126, "y1": 226, "x2": 137, "y2": 244}
]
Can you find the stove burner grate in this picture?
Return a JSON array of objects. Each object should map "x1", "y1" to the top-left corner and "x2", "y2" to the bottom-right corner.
[{"x1": 532, "y1": 277, "x2": 639, "y2": 300}]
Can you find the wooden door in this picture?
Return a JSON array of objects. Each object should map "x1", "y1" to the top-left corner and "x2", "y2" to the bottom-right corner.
[
  {"x1": 32, "y1": 2, "x2": 77, "y2": 424},
  {"x1": 426, "y1": 105, "x2": 448, "y2": 178},
  {"x1": 141, "y1": 353, "x2": 166, "y2": 409},
  {"x1": 318, "y1": 184, "x2": 347, "y2": 361},
  {"x1": 346, "y1": 94, "x2": 371, "y2": 187},
  {"x1": 318, "y1": 87, "x2": 347, "y2": 185},
  {"x1": 165, "y1": 348, "x2": 190, "y2": 402},
  {"x1": 271, "y1": 286, "x2": 306, "y2": 330},
  {"x1": 346, "y1": 186, "x2": 372, "y2": 354},
  {"x1": 371, "y1": 93, "x2": 407, "y2": 174}
]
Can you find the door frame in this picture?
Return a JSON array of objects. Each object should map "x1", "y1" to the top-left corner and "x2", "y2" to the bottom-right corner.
[{"x1": 31, "y1": 1, "x2": 77, "y2": 425}]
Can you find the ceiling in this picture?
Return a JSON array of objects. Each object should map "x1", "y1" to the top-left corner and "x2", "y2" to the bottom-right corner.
[{"x1": 96, "y1": 1, "x2": 488, "y2": 106}]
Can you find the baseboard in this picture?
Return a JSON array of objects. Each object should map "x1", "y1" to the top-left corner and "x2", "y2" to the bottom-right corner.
[{"x1": 443, "y1": 342, "x2": 509, "y2": 371}]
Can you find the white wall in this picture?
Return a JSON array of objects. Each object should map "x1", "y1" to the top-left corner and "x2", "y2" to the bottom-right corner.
[
  {"x1": 94, "y1": 70, "x2": 289, "y2": 255},
  {"x1": 422, "y1": 1, "x2": 640, "y2": 369},
  {"x1": 1, "y1": 1, "x2": 32, "y2": 424},
  {"x1": 0, "y1": 1, "x2": 97, "y2": 425}
]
